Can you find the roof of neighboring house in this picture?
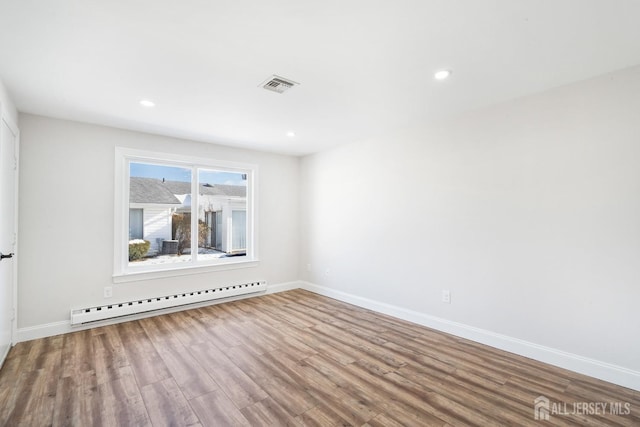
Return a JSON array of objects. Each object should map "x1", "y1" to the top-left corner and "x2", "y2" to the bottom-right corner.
[
  {"x1": 162, "y1": 180, "x2": 247, "y2": 198},
  {"x1": 130, "y1": 177, "x2": 182, "y2": 204},
  {"x1": 130, "y1": 178, "x2": 246, "y2": 204}
]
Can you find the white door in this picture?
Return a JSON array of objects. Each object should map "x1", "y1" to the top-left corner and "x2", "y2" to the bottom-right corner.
[{"x1": 0, "y1": 110, "x2": 18, "y2": 367}]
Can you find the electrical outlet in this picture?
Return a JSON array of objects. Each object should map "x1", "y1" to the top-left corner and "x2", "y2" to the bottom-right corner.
[
  {"x1": 104, "y1": 286, "x2": 113, "y2": 298},
  {"x1": 306, "y1": 263, "x2": 311, "y2": 272},
  {"x1": 324, "y1": 268, "x2": 330, "y2": 276},
  {"x1": 442, "y1": 290, "x2": 451, "y2": 304}
]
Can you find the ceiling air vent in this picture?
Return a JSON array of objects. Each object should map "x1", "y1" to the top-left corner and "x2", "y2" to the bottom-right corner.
[{"x1": 260, "y1": 75, "x2": 299, "y2": 94}]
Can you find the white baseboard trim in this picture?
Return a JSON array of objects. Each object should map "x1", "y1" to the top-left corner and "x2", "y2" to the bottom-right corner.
[
  {"x1": 15, "y1": 280, "x2": 304, "y2": 343},
  {"x1": 17, "y1": 320, "x2": 70, "y2": 343},
  {"x1": 15, "y1": 280, "x2": 639, "y2": 392},
  {"x1": 265, "y1": 280, "x2": 303, "y2": 294},
  {"x1": 0, "y1": 343, "x2": 11, "y2": 370},
  {"x1": 300, "y1": 281, "x2": 640, "y2": 392}
]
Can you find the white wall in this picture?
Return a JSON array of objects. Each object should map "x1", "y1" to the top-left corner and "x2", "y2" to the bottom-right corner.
[
  {"x1": 18, "y1": 114, "x2": 299, "y2": 328},
  {"x1": 0, "y1": 78, "x2": 18, "y2": 126},
  {"x1": 300, "y1": 66, "x2": 640, "y2": 375}
]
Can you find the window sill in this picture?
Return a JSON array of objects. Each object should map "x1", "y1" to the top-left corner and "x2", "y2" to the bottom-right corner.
[{"x1": 113, "y1": 259, "x2": 259, "y2": 283}]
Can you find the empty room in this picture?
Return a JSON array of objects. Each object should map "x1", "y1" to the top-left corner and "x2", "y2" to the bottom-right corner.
[{"x1": 0, "y1": 1, "x2": 639, "y2": 425}]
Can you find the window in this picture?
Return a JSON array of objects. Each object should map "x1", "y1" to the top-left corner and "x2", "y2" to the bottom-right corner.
[{"x1": 114, "y1": 148, "x2": 257, "y2": 281}]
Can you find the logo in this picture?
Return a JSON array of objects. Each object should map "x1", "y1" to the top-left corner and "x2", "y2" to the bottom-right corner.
[
  {"x1": 534, "y1": 396, "x2": 550, "y2": 420},
  {"x1": 533, "y1": 395, "x2": 631, "y2": 421}
]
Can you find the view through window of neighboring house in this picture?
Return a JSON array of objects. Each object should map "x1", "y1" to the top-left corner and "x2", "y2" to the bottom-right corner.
[
  {"x1": 197, "y1": 169, "x2": 247, "y2": 261},
  {"x1": 129, "y1": 208, "x2": 144, "y2": 240},
  {"x1": 126, "y1": 161, "x2": 249, "y2": 270}
]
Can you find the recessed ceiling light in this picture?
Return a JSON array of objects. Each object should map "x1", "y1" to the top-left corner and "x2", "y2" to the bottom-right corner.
[
  {"x1": 434, "y1": 70, "x2": 452, "y2": 80},
  {"x1": 139, "y1": 99, "x2": 155, "y2": 107},
  {"x1": 286, "y1": 131, "x2": 296, "y2": 137}
]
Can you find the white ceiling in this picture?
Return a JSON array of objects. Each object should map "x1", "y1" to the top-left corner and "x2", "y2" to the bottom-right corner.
[{"x1": 1, "y1": 1, "x2": 640, "y2": 156}]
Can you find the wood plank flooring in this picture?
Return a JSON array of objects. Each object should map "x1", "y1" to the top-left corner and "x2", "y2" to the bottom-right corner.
[{"x1": 1, "y1": 289, "x2": 638, "y2": 426}]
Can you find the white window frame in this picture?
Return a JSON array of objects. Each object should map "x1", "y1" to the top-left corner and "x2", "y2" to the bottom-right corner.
[{"x1": 113, "y1": 147, "x2": 258, "y2": 283}]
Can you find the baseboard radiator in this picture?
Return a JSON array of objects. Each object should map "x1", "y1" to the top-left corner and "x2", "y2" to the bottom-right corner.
[{"x1": 70, "y1": 281, "x2": 267, "y2": 325}]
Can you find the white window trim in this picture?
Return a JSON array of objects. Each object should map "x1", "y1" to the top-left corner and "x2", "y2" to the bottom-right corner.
[{"x1": 113, "y1": 147, "x2": 259, "y2": 283}]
